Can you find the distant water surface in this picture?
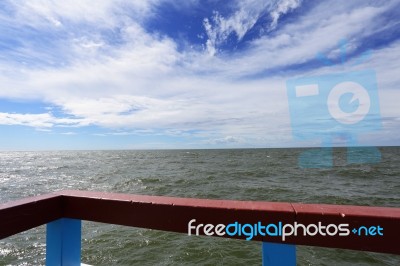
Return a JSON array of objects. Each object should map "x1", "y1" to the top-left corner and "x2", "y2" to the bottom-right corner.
[{"x1": 0, "y1": 148, "x2": 399, "y2": 265}]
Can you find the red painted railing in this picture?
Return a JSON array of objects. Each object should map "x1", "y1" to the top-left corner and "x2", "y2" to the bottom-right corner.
[{"x1": 1, "y1": 190, "x2": 399, "y2": 265}]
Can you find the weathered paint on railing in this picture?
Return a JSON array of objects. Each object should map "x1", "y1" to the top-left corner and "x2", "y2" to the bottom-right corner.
[
  {"x1": 1, "y1": 190, "x2": 399, "y2": 265},
  {"x1": 0, "y1": 193, "x2": 62, "y2": 239}
]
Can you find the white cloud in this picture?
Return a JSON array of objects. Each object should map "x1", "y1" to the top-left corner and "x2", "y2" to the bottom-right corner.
[
  {"x1": 0, "y1": 0, "x2": 399, "y2": 147},
  {"x1": 0, "y1": 112, "x2": 81, "y2": 128},
  {"x1": 61, "y1": 132, "x2": 77, "y2": 135},
  {"x1": 270, "y1": 0, "x2": 302, "y2": 29},
  {"x1": 0, "y1": 113, "x2": 53, "y2": 128},
  {"x1": 212, "y1": 136, "x2": 243, "y2": 144},
  {"x1": 202, "y1": 4, "x2": 389, "y2": 78},
  {"x1": 202, "y1": 0, "x2": 269, "y2": 55},
  {"x1": 7, "y1": 0, "x2": 159, "y2": 28},
  {"x1": 202, "y1": 0, "x2": 304, "y2": 56}
]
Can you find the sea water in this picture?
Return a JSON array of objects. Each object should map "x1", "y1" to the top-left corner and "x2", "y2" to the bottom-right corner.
[{"x1": 0, "y1": 148, "x2": 399, "y2": 265}]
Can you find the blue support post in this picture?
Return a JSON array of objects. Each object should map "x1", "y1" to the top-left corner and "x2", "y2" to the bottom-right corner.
[
  {"x1": 46, "y1": 218, "x2": 81, "y2": 266},
  {"x1": 262, "y1": 242, "x2": 296, "y2": 266}
]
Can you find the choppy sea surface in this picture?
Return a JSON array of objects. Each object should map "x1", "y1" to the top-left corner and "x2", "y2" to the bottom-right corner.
[{"x1": 0, "y1": 147, "x2": 399, "y2": 265}]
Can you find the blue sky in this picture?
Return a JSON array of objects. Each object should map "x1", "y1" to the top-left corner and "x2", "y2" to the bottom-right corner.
[{"x1": 0, "y1": 0, "x2": 399, "y2": 150}]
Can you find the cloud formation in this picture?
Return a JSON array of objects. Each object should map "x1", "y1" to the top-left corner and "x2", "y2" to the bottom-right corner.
[
  {"x1": 0, "y1": 0, "x2": 399, "y2": 148},
  {"x1": 202, "y1": 0, "x2": 304, "y2": 56}
]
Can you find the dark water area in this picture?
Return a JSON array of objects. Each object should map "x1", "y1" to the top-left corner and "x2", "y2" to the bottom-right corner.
[{"x1": 0, "y1": 147, "x2": 399, "y2": 265}]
